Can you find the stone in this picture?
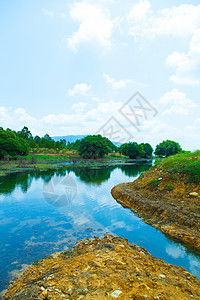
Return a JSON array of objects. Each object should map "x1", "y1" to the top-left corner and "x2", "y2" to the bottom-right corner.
[
  {"x1": 189, "y1": 192, "x2": 199, "y2": 198},
  {"x1": 158, "y1": 274, "x2": 166, "y2": 278},
  {"x1": 111, "y1": 289, "x2": 122, "y2": 298}
]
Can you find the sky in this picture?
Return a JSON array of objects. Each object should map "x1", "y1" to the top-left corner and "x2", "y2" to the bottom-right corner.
[{"x1": 0, "y1": 0, "x2": 200, "y2": 150}]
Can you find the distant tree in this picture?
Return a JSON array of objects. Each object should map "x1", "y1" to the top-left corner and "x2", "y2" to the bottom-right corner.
[
  {"x1": 17, "y1": 126, "x2": 32, "y2": 140},
  {"x1": 140, "y1": 143, "x2": 153, "y2": 158},
  {"x1": 72, "y1": 139, "x2": 81, "y2": 151},
  {"x1": 155, "y1": 140, "x2": 182, "y2": 157},
  {"x1": 120, "y1": 142, "x2": 145, "y2": 159},
  {"x1": 78, "y1": 135, "x2": 109, "y2": 158}
]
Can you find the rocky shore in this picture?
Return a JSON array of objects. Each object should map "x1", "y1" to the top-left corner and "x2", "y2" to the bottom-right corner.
[
  {"x1": 111, "y1": 164, "x2": 200, "y2": 251},
  {"x1": 4, "y1": 234, "x2": 200, "y2": 299}
]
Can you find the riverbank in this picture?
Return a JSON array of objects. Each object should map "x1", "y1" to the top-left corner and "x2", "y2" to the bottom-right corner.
[
  {"x1": 111, "y1": 152, "x2": 200, "y2": 252},
  {"x1": 4, "y1": 234, "x2": 200, "y2": 299}
]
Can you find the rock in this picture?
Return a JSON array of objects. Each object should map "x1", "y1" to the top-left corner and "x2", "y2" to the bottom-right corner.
[
  {"x1": 41, "y1": 290, "x2": 48, "y2": 299},
  {"x1": 111, "y1": 289, "x2": 122, "y2": 298},
  {"x1": 189, "y1": 192, "x2": 199, "y2": 198},
  {"x1": 158, "y1": 274, "x2": 166, "y2": 278}
]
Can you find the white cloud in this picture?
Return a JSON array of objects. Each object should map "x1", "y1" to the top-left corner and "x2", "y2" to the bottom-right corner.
[
  {"x1": 72, "y1": 102, "x2": 87, "y2": 112},
  {"x1": 67, "y1": 2, "x2": 115, "y2": 51},
  {"x1": 42, "y1": 9, "x2": 54, "y2": 17},
  {"x1": 103, "y1": 73, "x2": 146, "y2": 89},
  {"x1": 128, "y1": 3, "x2": 200, "y2": 39},
  {"x1": 103, "y1": 73, "x2": 132, "y2": 89},
  {"x1": 128, "y1": 0, "x2": 152, "y2": 23},
  {"x1": 159, "y1": 88, "x2": 196, "y2": 115},
  {"x1": 166, "y1": 30, "x2": 200, "y2": 86},
  {"x1": 0, "y1": 100, "x2": 122, "y2": 136},
  {"x1": 68, "y1": 83, "x2": 92, "y2": 96}
]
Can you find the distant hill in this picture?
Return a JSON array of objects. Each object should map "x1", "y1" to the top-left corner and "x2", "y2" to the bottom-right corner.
[{"x1": 52, "y1": 135, "x2": 121, "y2": 147}]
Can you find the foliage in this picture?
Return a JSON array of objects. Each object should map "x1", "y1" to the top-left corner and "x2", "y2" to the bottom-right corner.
[
  {"x1": 155, "y1": 140, "x2": 182, "y2": 157},
  {"x1": 119, "y1": 142, "x2": 153, "y2": 159},
  {"x1": 140, "y1": 143, "x2": 153, "y2": 158},
  {"x1": 78, "y1": 135, "x2": 109, "y2": 158},
  {"x1": 0, "y1": 128, "x2": 29, "y2": 158}
]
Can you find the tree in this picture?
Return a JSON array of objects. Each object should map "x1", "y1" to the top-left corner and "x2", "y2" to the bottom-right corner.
[
  {"x1": 120, "y1": 142, "x2": 145, "y2": 159},
  {"x1": 140, "y1": 143, "x2": 153, "y2": 158},
  {"x1": 78, "y1": 135, "x2": 109, "y2": 158},
  {"x1": 155, "y1": 140, "x2": 182, "y2": 157},
  {"x1": 17, "y1": 126, "x2": 32, "y2": 140},
  {"x1": 0, "y1": 128, "x2": 29, "y2": 158}
]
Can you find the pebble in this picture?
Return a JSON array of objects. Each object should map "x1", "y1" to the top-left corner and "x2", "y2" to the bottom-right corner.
[
  {"x1": 189, "y1": 192, "x2": 199, "y2": 197},
  {"x1": 111, "y1": 289, "x2": 122, "y2": 298},
  {"x1": 158, "y1": 274, "x2": 166, "y2": 278}
]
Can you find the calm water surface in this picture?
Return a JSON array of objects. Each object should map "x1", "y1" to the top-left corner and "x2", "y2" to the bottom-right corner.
[{"x1": 0, "y1": 162, "x2": 200, "y2": 294}]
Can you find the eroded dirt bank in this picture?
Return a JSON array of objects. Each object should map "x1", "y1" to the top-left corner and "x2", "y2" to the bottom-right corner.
[
  {"x1": 4, "y1": 234, "x2": 200, "y2": 300},
  {"x1": 111, "y1": 165, "x2": 200, "y2": 251}
]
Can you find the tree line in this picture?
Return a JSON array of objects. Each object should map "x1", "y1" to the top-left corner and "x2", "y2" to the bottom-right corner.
[
  {"x1": 0, "y1": 126, "x2": 182, "y2": 159},
  {"x1": 0, "y1": 126, "x2": 67, "y2": 158}
]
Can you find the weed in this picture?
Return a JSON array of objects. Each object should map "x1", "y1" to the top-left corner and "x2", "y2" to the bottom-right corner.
[
  {"x1": 147, "y1": 179, "x2": 160, "y2": 189},
  {"x1": 166, "y1": 184, "x2": 175, "y2": 191}
]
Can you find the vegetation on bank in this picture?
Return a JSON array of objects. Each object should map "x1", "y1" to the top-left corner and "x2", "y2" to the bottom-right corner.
[
  {"x1": 119, "y1": 142, "x2": 153, "y2": 159},
  {"x1": 0, "y1": 125, "x2": 187, "y2": 163},
  {"x1": 155, "y1": 150, "x2": 200, "y2": 184},
  {"x1": 154, "y1": 140, "x2": 182, "y2": 157}
]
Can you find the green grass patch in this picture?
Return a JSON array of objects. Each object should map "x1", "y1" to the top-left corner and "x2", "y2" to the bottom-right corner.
[
  {"x1": 147, "y1": 179, "x2": 160, "y2": 189},
  {"x1": 165, "y1": 184, "x2": 175, "y2": 191},
  {"x1": 157, "y1": 151, "x2": 200, "y2": 184}
]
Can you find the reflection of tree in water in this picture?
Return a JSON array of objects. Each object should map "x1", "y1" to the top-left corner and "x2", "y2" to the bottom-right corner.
[
  {"x1": 0, "y1": 167, "x2": 68, "y2": 196},
  {"x1": 68, "y1": 162, "x2": 153, "y2": 185},
  {"x1": 69, "y1": 166, "x2": 116, "y2": 185},
  {"x1": 0, "y1": 162, "x2": 153, "y2": 195},
  {"x1": 0, "y1": 172, "x2": 33, "y2": 195},
  {"x1": 118, "y1": 161, "x2": 153, "y2": 178}
]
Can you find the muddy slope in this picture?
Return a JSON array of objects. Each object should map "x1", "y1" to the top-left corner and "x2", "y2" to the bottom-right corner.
[
  {"x1": 4, "y1": 235, "x2": 200, "y2": 300},
  {"x1": 111, "y1": 165, "x2": 200, "y2": 251}
]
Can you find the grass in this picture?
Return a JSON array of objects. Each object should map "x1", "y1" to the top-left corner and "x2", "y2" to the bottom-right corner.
[
  {"x1": 155, "y1": 151, "x2": 200, "y2": 184},
  {"x1": 23, "y1": 154, "x2": 70, "y2": 163},
  {"x1": 147, "y1": 179, "x2": 160, "y2": 190}
]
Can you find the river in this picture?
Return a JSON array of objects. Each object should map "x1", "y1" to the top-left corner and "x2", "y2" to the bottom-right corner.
[{"x1": 0, "y1": 161, "x2": 200, "y2": 294}]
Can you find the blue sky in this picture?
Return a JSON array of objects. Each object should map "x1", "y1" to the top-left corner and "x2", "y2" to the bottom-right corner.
[{"x1": 0, "y1": 0, "x2": 200, "y2": 150}]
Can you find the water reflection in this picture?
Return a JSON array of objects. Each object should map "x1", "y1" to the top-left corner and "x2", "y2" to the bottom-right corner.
[{"x1": 0, "y1": 161, "x2": 153, "y2": 195}]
